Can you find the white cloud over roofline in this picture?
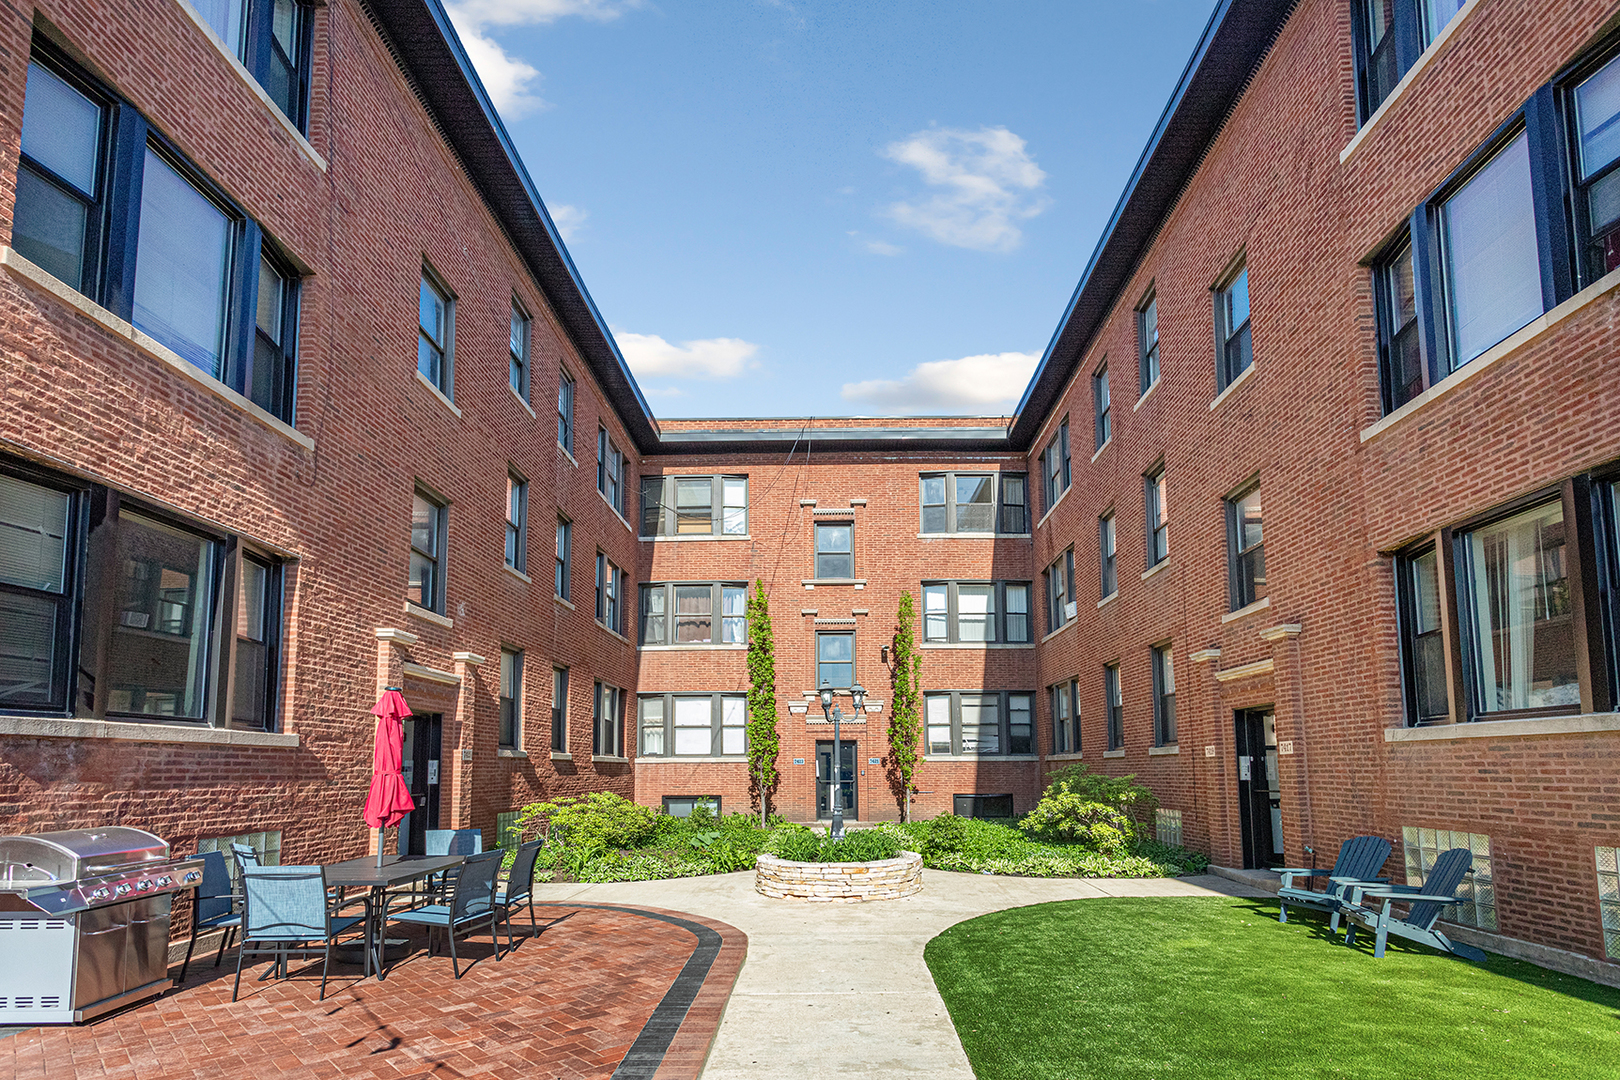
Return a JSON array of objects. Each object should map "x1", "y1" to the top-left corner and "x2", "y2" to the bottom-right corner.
[
  {"x1": 840, "y1": 351, "x2": 1038, "y2": 415},
  {"x1": 880, "y1": 126, "x2": 1050, "y2": 253},
  {"x1": 615, "y1": 331, "x2": 761, "y2": 380}
]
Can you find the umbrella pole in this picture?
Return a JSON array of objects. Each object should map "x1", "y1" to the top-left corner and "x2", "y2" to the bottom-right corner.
[{"x1": 376, "y1": 827, "x2": 383, "y2": 868}]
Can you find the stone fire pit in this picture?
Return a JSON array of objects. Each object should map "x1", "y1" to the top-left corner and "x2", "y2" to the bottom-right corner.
[{"x1": 755, "y1": 850, "x2": 924, "y2": 902}]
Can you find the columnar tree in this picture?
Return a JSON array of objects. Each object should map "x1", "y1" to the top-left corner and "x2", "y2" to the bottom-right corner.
[
  {"x1": 888, "y1": 590, "x2": 923, "y2": 822},
  {"x1": 745, "y1": 579, "x2": 780, "y2": 825}
]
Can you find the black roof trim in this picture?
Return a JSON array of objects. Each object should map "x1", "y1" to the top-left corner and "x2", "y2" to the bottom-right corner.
[
  {"x1": 1006, "y1": 0, "x2": 1296, "y2": 448},
  {"x1": 652, "y1": 427, "x2": 1014, "y2": 456},
  {"x1": 361, "y1": 0, "x2": 660, "y2": 452}
]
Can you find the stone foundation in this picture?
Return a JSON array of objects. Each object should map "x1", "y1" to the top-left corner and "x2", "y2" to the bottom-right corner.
[{"x1": 754, "y1": 851, "x2": 924, "y2": 902}]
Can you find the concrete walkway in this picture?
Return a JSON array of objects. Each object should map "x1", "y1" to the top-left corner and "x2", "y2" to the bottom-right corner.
[{"x1": 534, "y1": 870, "x2": 1271, "y2": 1078}]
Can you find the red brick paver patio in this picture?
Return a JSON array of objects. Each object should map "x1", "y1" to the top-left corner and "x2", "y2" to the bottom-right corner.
[{"x1": 0, "y1": 902, "x2": 745, "y2": 1080}]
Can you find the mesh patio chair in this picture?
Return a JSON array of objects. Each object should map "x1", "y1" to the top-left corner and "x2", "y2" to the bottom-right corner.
[
  {"x1": 178, "y1": 850, "x2": 243, "y2": 982},
  {"x1": 232, "y1": 865, "x2": 366, "y2": 1001},
  {"x1": 496, "y1": 840, "x2": 544, "y2": 945},
  {"x1": 390, "y1": 849, "x2": 504, "y2": 978},
  {"x1": 421, "y1": 829, "x2": 483, "y2": 901}
]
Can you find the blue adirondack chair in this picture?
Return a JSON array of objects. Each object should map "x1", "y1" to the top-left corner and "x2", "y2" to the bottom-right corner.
[
  {"x1": 1275, "y1": 834, "x2": 1392, "y2": 929},
  {"x1": 1341, "y1": 847, "x2": 1488, "y2": 962}
]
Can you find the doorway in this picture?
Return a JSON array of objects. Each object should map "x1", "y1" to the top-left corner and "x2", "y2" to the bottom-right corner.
[
  {"x1": 1234, "y1": 708, "x2": 1283, "y2": 870},
  {"x1": 398, "y1": 712, "x2": 443, "y2": 855},
  {"x1": 815, "y1": 741, "x2": 857, "y2": 821}
]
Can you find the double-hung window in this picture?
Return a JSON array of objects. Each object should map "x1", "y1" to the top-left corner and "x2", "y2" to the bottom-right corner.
[
  {"x1": 1093, "y1": 364, "x2": 1111, "y2": 449},
  {"x1": 597, "y1": 428, "x2": 626, "y2": 516},
  {"x1": 551, "y1": 666, "x2": 568, "y2": 752},
  {"x1": 921, "y1": 581, "x2": 1031, "y2": 644},
  {"x1": 557, "y1": 368, "x2": 576, "y2": 453},
  {"x1": 192, "y1": 0, "x2": 315, "y2": 130},
  {"x1": 593, "y1": 681, "x2": 624, "y2": 758},
  {"x1": 1145, "y1": 466, "x2": 1168, "y2": 567},
  {"x1": 509, "y1": 301, "x2": 531, "y2": 400},
  {"x1": 639, "y1": 582, "x2": 748, "y2": 646},
  {"x1": 0, "y1": 467, "x2": 79, "y2": 713},
  {"x1": 817, "y1": 631, "x2": 854, "y2": 690},
  {"x1": 505, "y1": 472, "x2": 527, "y2": 573},
  {"x1": 1152, "y1": 643, "x2": 1176, "y2": 746},
  {"x1": 918, "y1": 472, "x2": 1028, "y2": 535},
  {"x1": 1137, "y1": 291, "x2": 1159, "y2": 392},
  {"x1": 1396, "y1": 545, "x2": 1450, "y2": 724},
  {"x1": 417, "y1": 268, "x2": 454, "y2": 396},
  {"x1": 924, "y1": 691, "x2": 1033, "y2": 756},
  {"x1": 13, "y1": 46, "x2": 302, "y2": 423},
  {"x1": 1038, "y1": 419, "x2": 1071, "y2": 515},
  {"x1": 1374, "y1": 240, "x2": 1424, "y2": 411},
  {"x1": 1050, "y1": 680, "x2": 1078, "y2": 755},
  {"x1": 554, "y1": 516, "x2": 571, "y2": 599},
  {"x1": 499, "y1": 648, "x2": 522, "y2": 748},
  {"x1": 1227, "y1": 485, "x2": 1265, "y2": 610},
  {"x1": 640, "y1": 475, "x2": 748, "y2": 537},
  {"x1": 1043, "y1": 548, "x2": 1075, "y2": 633},
  {"x1": 1215, "y1": 264, "x2": 1252, "y2": 390},
  {"x1": 1572, "y1": 51, "x2": 1620, "y2": 282},
  {"x1": 639, "y1": 693, "x2": 747, "y2": 757},
  {"x1": 1104, "y1": 663, "x2": 1123, "y2": 751},
  {"x1": 595, "y1": 552, "x2": 623, "y2": 634},
  {"x1": 1099, "y1": 514, "x2": 1117, "y2": 598},
  {"x1": 409, "y1": 488, "x2": 447, "y2": 613},
  {"x1": 814, "y1": 522, "x2": 853, "y2": 579},
  {"x1": 1353, "y1": 0, "x2": 1469, "y2": 123}
]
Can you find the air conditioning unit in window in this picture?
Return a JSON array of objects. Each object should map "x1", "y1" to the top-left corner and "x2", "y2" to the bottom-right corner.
[{"x1": 1064, "y1": 601, "x2": 1077, "y2": 621}]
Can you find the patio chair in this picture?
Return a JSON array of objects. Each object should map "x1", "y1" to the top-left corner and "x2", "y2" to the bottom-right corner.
[
  {"x1": 421, "y1": 829, "x2": 483, "y2": 900},
  {"x1": 1275, "y1": 834, "x2": 1392, "y2": 930},
  {"x1": 178, "y1": 850, "x2": 243, "y2": 981},
  {"x1": 1340, "y1": 847, "x2": 1488, "y2": 962},
  {"x1": 496, "y1": 840, "x2": 544, "y2": 945},
  {"x1": 390, "y1": 849, "x2": 505, "y2": 978},
  {"x1": 232, "y1": 865, "x2": 366, "y2": 1001}
]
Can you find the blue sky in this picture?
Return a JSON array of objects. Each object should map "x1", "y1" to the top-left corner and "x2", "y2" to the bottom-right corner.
[{"x1": 446, "y1": 0, "x2": 1217, "y2": 418}]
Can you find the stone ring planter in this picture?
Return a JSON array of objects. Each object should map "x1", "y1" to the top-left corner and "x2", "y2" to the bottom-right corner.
[{"x1": 755, "y1": 850, "x2": 924, "y2": 902}]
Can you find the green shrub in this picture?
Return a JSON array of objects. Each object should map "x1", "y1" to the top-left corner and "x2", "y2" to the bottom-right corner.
[
  {"x1": 1018, "y1": 793, "x2": 1133, "y2": 854},
  {"x1": 512, "y1": 791, "x2": 659, "y2": 851},
  {"x1": 763, "y1": 823, "x2": 906, "y2": 863},
  {"x1": 1041, "y1": 763, "x2": 1158, "y2": 824},
  {"x1": 765, "y1": 822, "x2": 821, "y2": 862},
  {"x1": 919, "y1": 813, "x2": 968, "y2": 857}
]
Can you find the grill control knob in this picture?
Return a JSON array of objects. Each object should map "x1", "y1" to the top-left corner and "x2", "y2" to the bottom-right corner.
[
  {"x1": 114, "y1": 883, "x2": 132, "y2": 896},
  {"x1": 90, "y1": 888, "x2": 110, "y2": 901},
  {"x1": 156, "y1": 876, "x2": 172, "y2": 887},
  {"x1": 182, "y1": 871, "x2": 201, "y2": 884},
  {"x1": 136, "y1": 879, "x2": 153, "y2": 892}
]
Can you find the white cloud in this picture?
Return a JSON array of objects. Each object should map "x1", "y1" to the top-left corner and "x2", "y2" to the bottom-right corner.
[
  {"x1": 881, "y1": 126, "x2": 1049, "y2": 252},
  {"x1": 615, "y1": 331, "x2": 760, "y2": 380},
  {"x1": 864, "y1": 240, "x2": 903, "y2": 256},
  {"x1": 446, "y1": 1, "x2": 636, "y2": 118},
  {"x1": 549, "y1": 204, "x2": 587, "y2": 242},
  {"x1": 840, "y1": 351, "x2": 1039, "y2": 414}
]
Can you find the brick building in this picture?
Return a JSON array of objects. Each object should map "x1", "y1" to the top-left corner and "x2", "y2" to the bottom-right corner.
[{"x1": 3, "y1": 0, "x2": 1620, "y2": 976}]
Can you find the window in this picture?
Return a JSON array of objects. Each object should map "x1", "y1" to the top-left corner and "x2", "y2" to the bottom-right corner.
[
  {"x1": 1145, "y1": 466, "x2": 1168, "y2": 567},
  {"x1": 1215, "y1": 264, "x2": 1252, "y2": 389},
  {"x1": 1105, "y1": 663, "x2": 1123, "y2": 751},
  {"x1": 557, "y1": 368, "x2": 575, "y2": 453},
  {"x1": 1439, "y1": 131, "x2": 1543, "y2": 368},
  {"x1": 595, "y1": 552, "x2": 623, "y2": 634},
  {"x1": 639, "y1": 694, "x2": 747, "y2": 757},
  {"x1": 551, "y1": 666, "x2": 568, "y2": 752},
  {"x1": 193, "y1": 0, "x2": 314, "y2": 130},
  {"x1": 921, "y1": 581, "x2": 1031, "y2": 644},
  {"x1": 409, "y1": 489, "x2": 446, "y2": 613},
  {"x1": 1402, "y1": 827, "x2": 1496, "y2": 930},
  {"x1": 499, "y1": 648, "x2": 522, "y2": 748},
  {"x1": 1572, "y1": 52, "x2": 1620, "y2": 281},
  {"x1": 597, "y1": 427, "x2": 625, "y2": 517},
  {"x1": 1099, "y1": 514, "x2": 1117, "y2": 598},
  {"x1": 1050, "y1": 680, "x2": 1078, "y2": 755},
  {"x1": 198, "y1": 830, "x2": 282, "y2": 889},
  {"x1": 232, "y1": 553, "x2": 281, "y2": 730},
  {"x1": 417, "y1": 268, "x2": 453, "y2": 396},
  {"x1": 0, "y1": 469, "x2": 79, "y2": 712},
  {"x1": 1597, "y1": 847, "x2": 1620, "y2": 958},
  {"x1": 640, "y1": 583, "x2": 748, "y2": 646},
  {"x1": 1156, "y1": 808, "x2": 1183, "y2": 847},
  {"x1": 817, "y1": 631, "x2": 854, "y2": 689},
  {"x1": 814, "y1": 522, "x2": 853, "y2": 579},
  {"x1": 640, "y1": 475, "x2": 748, "y2": 537},
  {"x1": 918, "y1": 472, "x2": 1027, "y2": 535},
  {"x1": 1152, "y1": 643, "x2": 1176, "y2": 746},
  {"x1": 1093, "y1": 365, "x2": 1111, "y2": 449},
  {"x1": 505, "y1": 472, "x2": 527, "y2": 573},
  {"x1": 509, "y1": 301, "x2": 530, "y2": 400},
  {"x1": 1228, "y1": 485, "x2": 1265, "y2": 610},
  {"x1": 554, "y1": 516, "x2": 571, "y2": 600},
  {"x1": 1039, "y1": 419, "x2": 1071, "y2": 515},
  {"x1": 1043, "y1": 548, "x2": 1075, "y2": 633},
  {"x1": 1353, "y1": 0, "x2": 1469, "y2": 122},
  {"x1": 1458, "y1": 500, "x2": 1577, "y2": 715},
  {"x1": 924, "y1": 691, "x2": 1033, "y2": 756},
  {"x1": 592, "y1": 681, "x2": 624, "y2": 758},
  {"x1": 11, "y1": 47, "x2": 302, "y2": 422},
  {"x1": 1397, "y1": 546, "x2": 1450, "y2": 725},
  {"x1": 1137, "y1": 292, "x2": 1159, "y2": 392},
  {"x1": 664, "y1": 796, "x2": 722, "y2": 818},
  {"x1": 953, "y1": 794, "x2": 1015, "y2": 819},
  {"x1": 1375, "y1": 240, "x2": 1424, "y2": 412}
]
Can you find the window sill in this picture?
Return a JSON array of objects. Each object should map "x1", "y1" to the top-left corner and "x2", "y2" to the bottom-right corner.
[
  {"x1": 1133, "y1": 379, "x2": 1160, "y2": 412},
  {"x1": 916, "y1": 533, "x2": 1032, "y2": 540},
  {"x1": 1149, "y1": 744, "x2": 1179, "y2": 756},
  {"x1": 1141, "y1": 559, "x2": 1169, "y2": 582},
  {"x1": 1046, "y1": 752, "x2": 1085, "y2": 762},
  {"x1": 1039, "y1": 621, "x2": 1073, "y2": 644},
  {"x1": 1339, "y1": 0, "x2": 1486, "y2": 164},
  {"x1": 0, "y1": 714, "x2": 299, "y2": 748},
  {"x1": 597, "y1": 623, "x2": 632, "y2": 645},
  {"x1": 1384, "y1": 711, "x2": 1620, "y2": 743},
  {"x1": 1, "y1": 247, "x2": 315, "y2": 451},
  {"x1": 415, "y1": 371, "x2": 462, "y2": 417},
  {"x1": 1090, "y1": 438, "x2": 1111, "y2": 465},
  {"x1": 598, "y1": 491, "x2": 633, "y2": 532},
  {"x1": 550, "y1": 751, "x2": 573, "y2": 762},
  {"x1": 642, "y1": 534, "x2": 753, "y2": 542},
  {"x1": 640, "y1": 644, "x2": 748, "y2": 652},
  {"x1": 405, "y1": 601, "x2": 453, "y2": 628},
  {"x1": 172, "y1": 0, "x2": 327, "y2": 171},
  {"x1": 922, "y1": 754, "x2": 1040, "y2": 762},
  {"x1": 1360, "y1": 263, "x2": 1620, "y2": 445},
  {"x1": 1209, "y1": 363, "x2": 1256, "y2": 411},
  {"x1": 503, "y1": 564, "x2": 532, "y2": 585},
  {"x1": 919, "y1": 642, "x2": 1035, "y2": 650},
  {"x1": 507, "y1": 383, "x2": 536, "y2": 418},
  {"x1": 636, "y1": 756, "x2": 751, "y2": 764},
  {"x1": 497, "y1": 748, "x2": 528, "y2": 759},
  {"x1": 592, "y1": 755, "x2": 630, "y2": 764},
  {"x1": 554, "y1": 594, "x2": 575, "y2": 610},
  {"x1": 801, "y1": 579, "x2": 867, "y2": 588},
  {"x1": 1098, "y1": 591, "x2": 1119, "y2": 609},
  {"x1": 402, "y1": 661, "x2": 461, "y2": 685},
  {"x1": 1103, "y1": 748, "x2": 1126, "y2": 759},
  {"x1": 1221, "y1": 596, "x2": 1271, "y2": 624},
  {"x1": 1034, "y1": 484, "x2": 1071, "y2": 531},
  {"x1": 559, "y1": 443, "x2": 579, "y2": 467}
]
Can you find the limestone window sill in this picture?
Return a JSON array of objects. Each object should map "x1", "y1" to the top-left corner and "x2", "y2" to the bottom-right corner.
[
  {"x1": 1103, "y1": 749, "x2": 1126, "y2": 759},
  {"x1": 1133, "y1": 379, "x2": 1160, "y2": 411},
  {"x1": 1098, "y1": 591, "x2": 1119, "y2": 610},
  {"x1": 1209, "y1": 364, "x2": 1256, "y2": 411},
  {"x1": 507, "y1": 383, "x2": 536, "y2": 418},
  {"x1": 503, "y1": 564, "x2": 532, "y2": 584},
  {"x1": 1141, "y1": 559, "x2": 1169, "y2": 582},
  {"x1": 405, "y1": 601, "x2": 453, "y2": 628},
  {"x1": 1040, "y1": 621, "x2": 1074, "y2": 644},
  {"x1": 1035, "y1": 484, "x2": 1071, "y2": 531},
  {"x1": 1046, "y1": 752, "x2": 1084, "y2": 762},
  {"x1": 554, "y1": 595, "x2": 576, "y2": 610},
  {"x1": 1149, "y1": 744, "x2": 1180, "y2": 756},
  {"x1": 801, "y1": 579, "x2": 867, "y2": 588},
  {"x1": 592, "y1": 755, "x2": 629, "y2": 764},
  {"x1": 497, "y1": 748, "x2": 528, "y2": 758},
  {"x1": 415, "y1": 371, "x2": 462, "y2": 417},
  {"x1": 559, "y1": 443, "x2": 579, "y2": 467},
  {"x1": 550, "y1": 751, "x2": 573, "y2": 761},
  {"x1": 598, "y1": 623, "x2": 632, "y2": 645},
  {"x1": 1221, "y1": 596, "x2": 1271, "y2": 624},
  {"x1": 598, "y1": 491, "x2": 633, "y2": 532},
  {"x1": 642, "y1": 533, "x2": 753, "y2": 542},
  {"x1": 1384, "y1": 711, "x2": 1620, "y2": 743},
  {"x1": 1090, "y1": 438, "x2": 1111, "y2": 464},
  {"x1": 1339, "y1": 0, "x2": 1485, "y2": 164},
  {"x1": 0, "y1": 714, "x2": 299, "y2": 748}
]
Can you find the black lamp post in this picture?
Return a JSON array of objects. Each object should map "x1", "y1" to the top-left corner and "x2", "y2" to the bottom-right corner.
[{"x1": 819, "y1": 681, "x2": 865, "y2": 839}]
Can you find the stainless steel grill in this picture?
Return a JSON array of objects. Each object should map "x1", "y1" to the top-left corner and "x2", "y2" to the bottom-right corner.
[{"x1": 0, "y1": 827, "x2": 203, "y2": 1024}]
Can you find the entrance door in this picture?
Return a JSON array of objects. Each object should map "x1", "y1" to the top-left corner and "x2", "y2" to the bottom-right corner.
[
  {"x1": 1234, "y1": 709, "x2": 1283, "y2": 869},
  {"x1": 815, "y1": 741, "x2": 857, "y2": 821},
  {"x1": 398, "y1": 712, "x2": 443, "y2": 855}
]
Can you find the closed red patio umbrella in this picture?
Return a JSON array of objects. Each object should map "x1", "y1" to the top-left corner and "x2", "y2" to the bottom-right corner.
[{"x1": 365, "y1": 688, "x2": 416, "y2": 866}]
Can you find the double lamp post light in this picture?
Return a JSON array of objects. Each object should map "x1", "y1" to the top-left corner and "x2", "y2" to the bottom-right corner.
[{"x1": 818, "y1": 681, "x2": 865, "y2": 840}]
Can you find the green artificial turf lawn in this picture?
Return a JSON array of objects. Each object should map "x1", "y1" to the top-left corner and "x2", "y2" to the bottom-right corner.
[{"x1": 924, "y1": 896, "x2": 1620, "y2": 1079}]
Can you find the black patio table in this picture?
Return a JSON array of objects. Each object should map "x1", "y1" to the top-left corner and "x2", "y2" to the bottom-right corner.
[{"x1": 324, "y1": 853, "x2": 465, "y2": 979}]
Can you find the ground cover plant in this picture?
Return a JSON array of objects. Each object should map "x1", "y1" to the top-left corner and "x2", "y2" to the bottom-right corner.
[{"x1": 925, "y1": 896, "x2": 1620, "y2": 1080}]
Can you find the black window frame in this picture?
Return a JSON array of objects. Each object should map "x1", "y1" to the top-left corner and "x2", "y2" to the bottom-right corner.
[
  {"x1": 1043, "y1": 547, "x2": 1074, "y2": 634},
  {"x1": 551, "y1": 665, "x2": 568, "y2": 753},
  {"x1": 1104, "y1": 662, "x2": 1123, "y2": 751},
  {"x1": 1373, "y1": 235, "x2": 1425, "y2": 413},
  {"x1": 557, "y1": 367, "x2": 576, "y2": 454},
  {"x1": 663, "y1": 795, "x2": 723, "y2": 817},
  {"x1": 917, "y1": 471, "x2": 1028, "y2": 535},
  {"x1": 595, "y1": 551, "x2": 623, "y2": 635},
  {"x1": 597, "y1": 426, "x2": 626, "y2": 517},
  {"x1": 194, "y1": 0, "x2": 316, "y2": 132},
  {"x1": 1049, "y1": 679, "x2": 1079, "y2": 755},
  {"x1": 639, "y1": 581, "x2": 749, "y2": 647},
  {"x1": 640, "y1": 474, "x2": 749, "y2": 538},
  {"x1": 1145, "y1": 464, "x2": 1168, "y2": 568},
  {"x1": 1214, "y1": 260, "x2": 1252, "y2": 391},
  {"x1": 409, "y1": 486, "x2": 448, "y2": 614},
  {"x1": 637, "y1": 692, "x2": 749, "y2": 758},
  {"x1": 1351, "y1": 0, "x2": 1471, "y2": 126},
  {"x1": 592, "y1": 680, "x2": 624, "y2": 758},
  {"x1": 1093, "y1": 363, "x2": 1111, "y2": 450},
  {"x1": 920, "y1": 580, "x2": 1032, "y2": 645},
  {"x1": 504, "y1": 469, "x2": 527, "y2": 573},
  {"x1": 814, "y1": 520, "x2": 854, "y2": 580},
  {"x1": 1151, "y1": 642, "x2": 1176, "y2": 747},
  {"x1": 509, "y1": 298, "x2": 531, "y2": 401},
  {"x1": 1099, "y1": 513, "x2": 1117, "y2": 598},
  {"x1": 1137, "y1": 289, "x2": 1159, "y2": 393},
  {"x1": 922, "y1": 690, "x2": 1034, "y2": 756},
  {"x1": 554, "y1": 515, "x2": 571, "y2": 600},
  {"x1": 1564, "y1": 40, "x2": 1620, "y2": 287},
  {"x1": 499, "y1": 647, "x2": 522, "y2": 749},
  {"x1": 1395, "y1": 542, "x2": 1451, "y2": 726},
  {"x1": 1226, "y1": 482, "x2": 1265, "y2": 611},
  {"x1": 1038, "y1": 418, "x2": 1071, "y2": 515},
  {"x1": 416, "y1": 263, "x2": 455, "y2": 398}
]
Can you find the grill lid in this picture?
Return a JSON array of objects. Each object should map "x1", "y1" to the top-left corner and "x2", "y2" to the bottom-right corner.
[{"x1": 0, "y1": 827, "x2": 170, "y2": 884}]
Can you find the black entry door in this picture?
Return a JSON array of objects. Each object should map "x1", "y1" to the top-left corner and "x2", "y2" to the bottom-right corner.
[
  {"x1": 1234, "y1": 709, "x2": 1283, "y2": 869},
  {"x1": 398, "y1": 712, "x2": 443, "y2": 855},
  {"x1": 815, "y1": 741, "x2": 857, "y2": 820}
]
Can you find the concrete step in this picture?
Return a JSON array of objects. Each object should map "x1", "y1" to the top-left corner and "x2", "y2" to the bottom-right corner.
[{"x1": 1208, "y1": 865, "x2": 1281, "y2": 894}]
